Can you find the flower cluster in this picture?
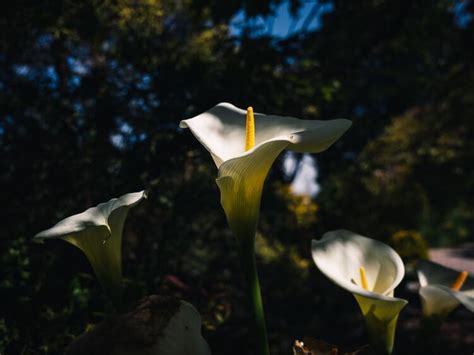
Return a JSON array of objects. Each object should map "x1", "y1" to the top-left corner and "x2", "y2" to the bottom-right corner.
[{"x1": 34, "y1": 103, "x2": 472, "y2": 355}]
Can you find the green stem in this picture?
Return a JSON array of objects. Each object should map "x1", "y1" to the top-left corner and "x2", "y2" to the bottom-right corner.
[
  {"x1": 239, "y1": 238, "x2": 270, "y2": 355},
  {"x1": 96, "y1": 269, "x2": 123, "y2": 313}
]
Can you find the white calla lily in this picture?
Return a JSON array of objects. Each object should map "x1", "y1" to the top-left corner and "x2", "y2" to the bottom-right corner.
[
  {"x1": 417, "y1": 260, "x2": 474, "y2": 320},
  {"x1": 181, "y1": 103, "x2": 351, "y2": 355},
  {"x1": 180, "y1": 102, "x2": 351, "y2": 239},
  {"x1": 34, "y1": 191, "x2": 147, "y2": 308},
  {"x1": 311, "y1": 230, "x2": 407, "y2": 355}
]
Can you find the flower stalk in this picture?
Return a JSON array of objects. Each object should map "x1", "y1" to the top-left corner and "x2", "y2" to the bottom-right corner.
[{"x1": 238, "y1": 235, "x2": 270, "y2": 355}]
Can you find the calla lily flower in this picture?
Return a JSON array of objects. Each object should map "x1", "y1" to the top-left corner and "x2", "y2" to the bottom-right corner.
[
  {"x1": 417, "y1": 260, "x2": 474, "y2": 320},
  {"x1": 311, "y1": 230, "x2": 407, "y2": 355},
  {"x1": 180, "y1": 102, "x2": 351, "y2": 240},
  {"x1": 34, "y1": 191, "x2": 147, "y2": 308},
  {"x1": 181, "y1": 103, "x2": 351, "y2": 355}
]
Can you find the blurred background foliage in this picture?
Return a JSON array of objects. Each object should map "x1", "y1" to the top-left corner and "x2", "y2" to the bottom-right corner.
[{"x1": 0, "y1": 0, "x2": 473, "y2": 354}]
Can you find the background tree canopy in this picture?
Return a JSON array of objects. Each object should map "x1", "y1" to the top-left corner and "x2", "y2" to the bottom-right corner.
[{"x1": 1, "y1": 0, "x2": 473, "y2": 354}]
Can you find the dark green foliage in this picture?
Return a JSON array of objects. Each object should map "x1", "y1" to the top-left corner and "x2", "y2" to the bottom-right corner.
[{"x1": 0, "y1": 0, "x2": 473, "y2": 354}]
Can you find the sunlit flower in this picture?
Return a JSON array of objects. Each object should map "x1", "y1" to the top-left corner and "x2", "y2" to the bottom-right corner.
[
  {"x1": 181, "y1": 103, "x2": 351, "y2": 355},
  {"x1": 417, "y1": 260, "x2": 474, "y2": 320},
  {"x1": 180, "y1": 103, "x2": 351, "y2": 240},
  {"x1": 311, "y1": 230, "x2": 407, "y2": 355},
  {"x1": 34, "y1": 191, "x2": 147, "y2": 308}
]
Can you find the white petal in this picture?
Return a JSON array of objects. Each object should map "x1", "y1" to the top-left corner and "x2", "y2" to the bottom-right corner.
[
  {"x1": 180, "y1": 102, "x2": 351, "y2": 167},
  {"x1": 34, "y1": 191, "x2": 146, "y2": 242},
  {"x1": 455, "y1": 289, "x2": 474, "y2": 312},
  {"x1": 154, "y1": 301, "x2": 211, "y2": 355},
  {"x1": 216, "y1": 139, "x2": 290, "y2": 238},
  {"x1": 311, "y1": 230, "x2": 405, "y2": 298}
]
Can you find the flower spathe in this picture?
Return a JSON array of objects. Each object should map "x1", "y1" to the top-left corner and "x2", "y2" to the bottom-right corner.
[
  {"x1": 180, "y1": 102, "x2": 351, "y2": 239},
  {"x1": 34, "y1": 191, "x2": 147, "y2": 308},
  {"x1": 311, "y1": 230, "x2": 408, "y2": 355},
  {"x1": 417, "y1": 260, "x2": 474, "y2": 319}
]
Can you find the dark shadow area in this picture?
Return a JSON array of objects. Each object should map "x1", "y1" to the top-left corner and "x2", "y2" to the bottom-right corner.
[{"x1": 1, "y1": 0, "x2": 473, "y2": 354}]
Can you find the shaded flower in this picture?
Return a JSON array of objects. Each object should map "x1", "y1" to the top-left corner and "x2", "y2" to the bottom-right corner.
[
  {"x1": 34, "y1": 191, "x2": 147, "y2": 308},
  {"x1": 311, "y1": 230, "x2": 407, "y2": 355},
  {"x1": 417, "y1": 260, "x2": 474, "y2": 319}
]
